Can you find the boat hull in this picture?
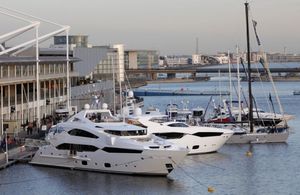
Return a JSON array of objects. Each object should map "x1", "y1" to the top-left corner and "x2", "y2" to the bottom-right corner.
[
  {"x1": 226, "y1": 131, "x2": 289, "y2": 144},
  {"x1": 167, "y1": 132, "x2": 233, "y2": 154},
  {"x1": 30, "y1": 145, "x2": 187, "y2": 176}
]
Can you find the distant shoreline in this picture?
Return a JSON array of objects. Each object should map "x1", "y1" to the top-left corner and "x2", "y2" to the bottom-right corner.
[
  {"x1": 146, "y1": 78, "x2": 196, "y2": 84},
  {"x1": 145, "y1": 77, "x2": 300, "y2": 84}
]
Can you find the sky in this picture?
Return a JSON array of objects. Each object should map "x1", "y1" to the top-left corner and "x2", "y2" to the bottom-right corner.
[{"x1": 1, "y1": 0, "x2": 300, "y2": 55}]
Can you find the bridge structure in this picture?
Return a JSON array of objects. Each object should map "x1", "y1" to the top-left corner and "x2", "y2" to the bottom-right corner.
[{"x1": 125, "y1": 67, "x2": 300, "y2": 80}]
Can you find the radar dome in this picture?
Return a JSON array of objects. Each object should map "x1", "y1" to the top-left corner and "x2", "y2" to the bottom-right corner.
[
  {"x1": 102, "y1": 103, "x2": 108, "y2": 109},
  {"x1": 84, "y1": 104, "x2": 90, "y2": 110},
  {"x1": 128, "y1": 90, "x2": 134, "y2": 98},
  {"x1": 134, "y1": 107, "x2": 142, "y2": 116}
]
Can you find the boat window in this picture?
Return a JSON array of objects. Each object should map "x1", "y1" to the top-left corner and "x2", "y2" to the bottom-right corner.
[
  {"x1": 193, "y1": 110, "x2": 203, "y2": 117},
  {"x1": 127, "y1": 120, "x2": 147, "y2": 128},
  {"x1": 149, "y1": 146, "x2": 160, "y2": 149},
  {"x1": 48, "y1": 126, "x2": 56, "y2": 133},
  {"x1": 170, "y1": 112, "x2": 177, "y2": 118},
  {"x1": 72, "y1": 117, "x2": 81, "y2": 122},
  {"x1": 193, "y1": 132, "x2": 223, "y2": 137},
  {"x1": 68, "y1": 129, "x2": 99, "y2": 138},
  {"x1": 167, "y1": 123, "x2": 189, "y2": 127},
  {"x1": 102, "y1": 147, "x2": 143, "y2": 153},
  {"x1": 154, "y1": 132, "x2": 185, "y2": 139},
  {"x1": 149, "y1": 117, "x2": 169, "y2": 123},
  {"x1": 104, "y1": 130, "x2": 147, "y2": 136},
  {"x1": 86, "y1": 111, "x2": 121, "y2": 122},
  {"x1": 56, "y1": 143, "x2": 99, "y2": 152},
  {"x1": 49, "y1": 126, "x2": 65, "y2": 134},
  {"x1": 56, "y1": 126, "x2": 65, "y2": 133}
]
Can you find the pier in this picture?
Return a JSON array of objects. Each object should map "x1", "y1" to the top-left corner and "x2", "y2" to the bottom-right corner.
[{"x1": 0, "y1": 146, "x2": 37, "y2": 170}]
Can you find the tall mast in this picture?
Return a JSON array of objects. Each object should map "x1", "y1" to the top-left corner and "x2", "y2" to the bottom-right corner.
[
  {"x1": 245, "y1": 2, "x2": 254, "y2": 132},
  {"x1": 236, "y1": 45, "x2": 242, "y2": 122},
  {"x1": 228, "y1": 50, "x2": 232, "y2": 109}
]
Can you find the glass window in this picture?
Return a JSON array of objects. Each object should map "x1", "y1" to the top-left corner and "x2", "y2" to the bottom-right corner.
[
  {"x1": 167, "y1": 123, "x2": 189, "y2": 127},
  {"x1": 154, "y1": 132, "x2": 185, "y2": 139},
  {"x1": 104, "y1": 129, "x2": 147, "y2": 136},
  {"x1": 16, "y1": 65, "x2": 22, "y2": 77},
  {"x1": 68, "y1": 128, "x2": 99, "y2": 138},
  {"x1": 193, "y1": 132, "x2": 223, "y2": 137},
  {"x1": 56, "y1": 143, "x2": 99, "y2": 152}
]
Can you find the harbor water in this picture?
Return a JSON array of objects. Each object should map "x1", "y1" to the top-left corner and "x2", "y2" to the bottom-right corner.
[{"x1": 1, "y1": 81, "x2": 300, "y2": 195}]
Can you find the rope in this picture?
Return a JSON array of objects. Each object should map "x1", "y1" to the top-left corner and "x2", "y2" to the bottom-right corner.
[
  {"x1": 170, "y1": 158, "x2": 211, "y2": 189},
  {"x1": 187, "y1": 158, "x2": 226, "y2": 171}
]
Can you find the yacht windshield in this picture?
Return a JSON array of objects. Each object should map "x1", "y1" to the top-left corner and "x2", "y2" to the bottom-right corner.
[
  {"x1": 167, "y1": 123, "x2": 189, "y2": 127},
  {"x1": 49, "y1": 126, "x2": 65, "y2": 134},
  {"x1": 149, "y1": 117, "x2": 169, "y2": 123},
  {"x1": 86, "y1": 111, "x2": 121, "y2": 123},
  {"x1": 104, "y1": 129, "x2": 147, "y2": 136}
]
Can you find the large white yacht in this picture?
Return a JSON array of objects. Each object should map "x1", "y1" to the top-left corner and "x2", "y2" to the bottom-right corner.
[
  {"x1": 30, "y1": 105, "x2": 188, "y2": 176},
  {"x1": 128, "y1": 113, "x2": 233, "y2": 155}
]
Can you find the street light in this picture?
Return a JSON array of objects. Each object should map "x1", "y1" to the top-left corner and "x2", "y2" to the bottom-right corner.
[{"x1": 4, "y1": 128, "x2": 8, "y2": 164}]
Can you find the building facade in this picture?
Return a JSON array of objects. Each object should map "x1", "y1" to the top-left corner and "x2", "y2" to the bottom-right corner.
[
  {"x1": 0, "y1": 56, "x2": 78, "y2": 135},
  {"x1": 73, "y1": 44, "x2": 125, "y2": 82},
  {"x1": 124, "y1": 50, "x2": 159, "y2": 69},
  {"x1": 53, "y1": 35, "x2": 89, "y2": 48}
]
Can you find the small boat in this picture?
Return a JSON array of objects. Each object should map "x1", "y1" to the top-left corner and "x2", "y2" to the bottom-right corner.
[{"x1": 31, "y1": 104, "x2": 188, "y2": 176}]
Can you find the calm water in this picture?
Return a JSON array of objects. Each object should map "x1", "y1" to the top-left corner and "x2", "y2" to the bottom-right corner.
[{"x1": 1, "y1": 80, "x2": 300, "y2": 195}]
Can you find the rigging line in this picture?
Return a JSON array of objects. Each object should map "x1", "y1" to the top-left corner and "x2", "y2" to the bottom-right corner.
[
  {"x1": 254, "y1": 61, "x2": 274, "y2": 117},
  {"x1": 252, "y1": 94, "x2": 267, "y2": 128},
  {"x1": 248, "y1": 2, "x2": 275, "y2": 115},
  {"x1": 124, "y1": 71, "x2": 132, "y2": 90},
  {"x1": 249, "y1": 6, "x2": 285, "y2": 118},
  {"x1": 170, "y1": 158, "x2": 209, "y2": 189},
  {"x1": 186, "y1": 158, "x2": 226, "y2": 171}
]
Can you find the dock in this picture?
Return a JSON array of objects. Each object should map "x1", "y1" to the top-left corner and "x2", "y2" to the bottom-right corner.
[{"x1": 0, "y1": 144, "x2": 40, "y2": 170}]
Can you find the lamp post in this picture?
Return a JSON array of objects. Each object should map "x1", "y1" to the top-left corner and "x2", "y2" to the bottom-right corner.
[{"x1": 5, "y1": 129, "x2": 8, "y2": 164}]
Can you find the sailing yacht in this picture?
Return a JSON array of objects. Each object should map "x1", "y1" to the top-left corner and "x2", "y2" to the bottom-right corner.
[
  {"x1": 226, "y1": 2, "x2": 290, "y2": 144},
  {"x1": 30, "y1": 104, "x2": 188, "y2": 176}
]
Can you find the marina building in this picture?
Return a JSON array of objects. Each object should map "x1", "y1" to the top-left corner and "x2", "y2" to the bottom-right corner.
[
  {"x1": 192, "y1": 54, "x2": 202, "y2": 65},
  {"x1": 73, "y1": 44, "x2": 125, "y2": 82},
  {"x1": 124, "y1": 50, "x2": 159, "y2": 69},
  {"x1": 0, "y1": 8, "x2": 75, "y2": 136},
  {"x1": 53, "y1": 35, "x2": 89, "y2": 48},
  {"x1": 0, "y1": 54, "x2": 78, "y2": 135},
  {"x1": 163, "y1": 55, "x2": 192, "y2": 67}
]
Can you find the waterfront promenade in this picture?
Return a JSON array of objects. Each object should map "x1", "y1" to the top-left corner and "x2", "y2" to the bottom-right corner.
[{"x1": 0, "y1": 130, "x2": 42, "y2": 170}]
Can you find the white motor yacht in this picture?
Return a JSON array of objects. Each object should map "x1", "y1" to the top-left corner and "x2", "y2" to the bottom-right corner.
[
  {"x1": 30, "y1": 105, "x2": 188, "y2": 176},
  {"x1": 128, "y1": 114, "x2": 233, "y2": 155}
]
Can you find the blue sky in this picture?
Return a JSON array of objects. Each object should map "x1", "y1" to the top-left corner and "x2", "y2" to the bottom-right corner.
[{"x1": 1, "y1": 0, "x2": 300, "y2": 55}]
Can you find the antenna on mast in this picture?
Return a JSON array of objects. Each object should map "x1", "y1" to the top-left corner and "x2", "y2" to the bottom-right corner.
[{"x1": 196, "y1": 37, "x2": 199, "y2": 54}]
